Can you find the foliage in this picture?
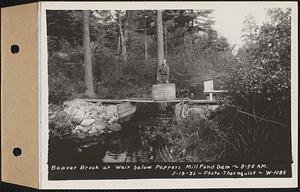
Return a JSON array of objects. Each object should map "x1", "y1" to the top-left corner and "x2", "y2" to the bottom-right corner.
[
  {"x1": 49, "y1": 73, "x2": 73, "y2": 104},
  {"x1": 49, "y1": 104, "x2": 73, "y2": 138},
  {"x1": 47, "y1": 9, "x2": 228, "y2": 102},
  {"x1": 168, "y1": 31, "x2": 237, "y2": 95},
  {"x1": 221, "y1": 8, "x2": 292, "y2": 162},
  {"x1": 228, "y1": 8, "x2": 291, "y2": 123},
  {"x1": 48, "y1": 38, "x2": 86, "y2": 104},
  {"x1": 148, "y1": 115, "x2": 226, "y2": 162}
]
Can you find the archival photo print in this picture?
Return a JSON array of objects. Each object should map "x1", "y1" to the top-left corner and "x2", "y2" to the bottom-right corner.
[{"x1": 46, "y1": 5, "x2": 294, "y2": 181}]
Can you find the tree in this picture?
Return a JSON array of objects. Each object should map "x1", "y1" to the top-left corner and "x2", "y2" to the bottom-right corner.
[
  {"x1": 225, "y1": 8, "x2": 291, "y2": 162},
  {"x1": 232, "y1": 8, "x2": 291, "y2": 120},
  {"x1": 108, "y1": 10, "x2": 128, "y2": 64},
  {"x1": 127, "y1": 10, "x2": 156, "y2": 60},
  {"x1": 47, "y1": 9, "x2": 223, "y2": 101},
  {"x1": 82, "y1": 10, "x2": 96, "y2": 98},
  {"x1": 241, "y1": 13, "x2": 259, "y2": 45},
  {"x1": 156, "y1": 10, "x2": 164, "y2": 82},
  {"x1": 144, "y1": 13, "x2": 149, "y2": 61},
  {"x1": 47, "y1": 10, "x2": 83, "y2": 52},
  {"x1": 162, "y1": 9, "x2": 215, "y2": 48}
]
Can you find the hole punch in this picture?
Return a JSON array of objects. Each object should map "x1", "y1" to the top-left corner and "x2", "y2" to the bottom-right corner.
[
  {"x1": 13, "y1": 147, "x2": 22, "y2": 157},
  {"x1": 11, "y1": 44, "x2": 20, "y2": 54}
]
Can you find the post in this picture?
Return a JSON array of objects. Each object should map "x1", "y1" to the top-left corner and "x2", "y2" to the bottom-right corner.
[{"x1": 209, "y1": 93, "x2": 213, "y2": 101}]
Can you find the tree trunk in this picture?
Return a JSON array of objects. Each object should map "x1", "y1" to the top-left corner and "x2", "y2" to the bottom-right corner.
[
  {"x1": 123, "y1": 12, "x2": 128, "y2": 64},
  {"x1": 144, "y1": 16, "x2": 148, "y2": 61},
  {"x1": 156, "y1": 10, "x2": 167, "y2": 111},
  {"x1": 82, "y1": 10, "x2": 96, "y2": 98},
  {"x1": 120, "y1": 29, "x2": 127, "y2": 64},
  {"x1": 191, "y1": 10, "x2": 194, "y2": 28},
  {"x1": 164, "y1": 23, "x2": 168, "y2": 55},
  {"x1": 117, "y1": 11, "x2": 127, "y2": 64},
  {"x1": 156, "y1": 10, "x2": 164, "y2": 82},
  {"x1": 117, "y1": 36, "x2": 120, "y2": 56}
]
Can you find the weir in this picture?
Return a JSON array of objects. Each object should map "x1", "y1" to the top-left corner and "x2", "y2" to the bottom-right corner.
[
  {"x1": 78, "y1": 80, "x2": 227, "y2": 124},
  {"x1": 80, "y1": 79, "x2": 225, "y2": 106}
]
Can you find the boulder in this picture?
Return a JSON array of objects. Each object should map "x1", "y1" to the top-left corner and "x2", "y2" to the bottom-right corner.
[
  {"x1": 88, "y1": 128, "x2": 100, "y2": 136},
  {"x1": 72, "y1": 110, "x2": 85, "y2": 124},
  {"x1": 75, "y1": 125, "x2": 90, "y2": 133},
  {"x1": 60, "y1": 99, "x2": 125, "y2": 138},
  {"x1": 81, "y1": 119, "x2": 95, "y2": 127},
  {"x1": 84, "y1": 111, "x2": 93, "y2": 119},
  {"x1": 91, "y1": 105, "x2": 105, "y2": 113},
  {"x1": 94, "y1": 120, "x2": 107, "y2": 130},
  {"x1": 104, "y1": 105, "x2": 117, "y2": 119}
]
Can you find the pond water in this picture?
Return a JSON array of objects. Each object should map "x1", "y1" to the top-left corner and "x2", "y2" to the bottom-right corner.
[{"x1": 48, "y1": 103, "x2": 176, "y2": 164}]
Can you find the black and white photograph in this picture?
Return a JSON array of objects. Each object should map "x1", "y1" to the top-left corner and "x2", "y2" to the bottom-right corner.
[{"x1": 43, "y1": 2, "x2": 297, "y2": 184}]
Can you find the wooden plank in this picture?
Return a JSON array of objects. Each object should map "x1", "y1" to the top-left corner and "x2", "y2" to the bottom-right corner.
[
  {"x1": 79, "y1": 98, "x2": 218, "y2": 104},
  {"x1": 118, "y1": 101, "x2": 134, "y2": 111},
  {"x1": 119, "y1": 109, "x2": 137, "y2": 119},
  {"x1": 203, "y1": 90, "x2": 228, "y2": 94},
  {"x1": 80, "y1": 99, "x2": 126, "y2": 103},
  {"x1": 117, "y1": 102, "x2": 137, "y2": 118},
  {"x1": 128, "y1": 99, "x2": 218, "y2": 104}
]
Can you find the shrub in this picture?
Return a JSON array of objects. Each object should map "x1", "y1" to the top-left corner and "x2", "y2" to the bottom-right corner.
[
  {"x1": 49, "y1": 104, "x2": 73, "y2": 138},
  {"x1": 49, "y1": 72, "x2": 79, "y2": 104},
  {"x1": 150, "y1": 115, "x2": 226, "y2": 162}
]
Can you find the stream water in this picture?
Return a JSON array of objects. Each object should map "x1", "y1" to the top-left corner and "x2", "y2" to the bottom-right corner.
[{"x1": 48, "y1": 103, "x2": 176, "y2": 164}]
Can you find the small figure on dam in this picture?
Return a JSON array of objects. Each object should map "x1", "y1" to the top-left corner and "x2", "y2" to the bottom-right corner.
[{"x1": 157, "y1": 58, "x2": 169, "y2": 84}]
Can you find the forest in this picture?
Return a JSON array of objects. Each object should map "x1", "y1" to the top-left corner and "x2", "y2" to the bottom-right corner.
[{"x1": 47, "y1": 8, "x2": 291, "y2": 163}]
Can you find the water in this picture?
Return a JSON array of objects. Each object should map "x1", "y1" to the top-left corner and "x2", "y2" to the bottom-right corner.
[{"x1": 48, "y1": 103, "x2": 175, "y2": 164}]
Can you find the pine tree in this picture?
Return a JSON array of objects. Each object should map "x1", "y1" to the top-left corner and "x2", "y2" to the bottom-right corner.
[{"x1": 82, "y1": 10, "x2": 96, "y2": 98}]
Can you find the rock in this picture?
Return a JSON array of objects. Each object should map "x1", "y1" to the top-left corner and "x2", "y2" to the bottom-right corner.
[
  {"x1": 72, "y1": 110, "x2": 85, "y2": 124},
  {"x1": 91, "y1": 110, "x2": 98, "y2": 118},
  {"x1": 91, "y1": 105, "x2": 104, "y2": 113},
  {"x1": 79, "y1": 101, "x2": 89, "y2": 107},
  {"x1": 88, "y1": 126, "x2": 106, "y2": 136},
  {"x1": 81, "y1": 119, "x2": 95, "y2": 127},
  {"x1": 98, "y1": 113, "x2": 106, "y2": 119},
  {"x1": 75, "y1": 125, "x2": 90, "y2": 133},
  {"x1": 80, "y1": 106, "x2": 91, "y2": 113},
  {"x1": 60, "y1": 99, "x2": 126, "y2": 138},
  {"x1": 84, "y1": 111, "x2": 92, "y2": 119},
  {"x1": 76, "y1": 132, "x2": 88, "y2": 139},
  {"x1": 104, "y1": 105, "x2": 117, "y2": 119},
  {"x1": 64, "y1": 106, "x2": 74, "y2": 116},
  {"x1": 88, "y1": 129, "x2": 98, "y2": 136},
  {"x1": 108, "y1": 114, "x2": 119, "y2": 125},
  {"x1": 95, "y1": 120, "x2": 107, "y2": 130},
  {"x1": 107, "y1": 123, "x2": 122, "y2": 132},
  {"x1": 71, "y1": 129, "x2": 79, "y2": 134}
]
